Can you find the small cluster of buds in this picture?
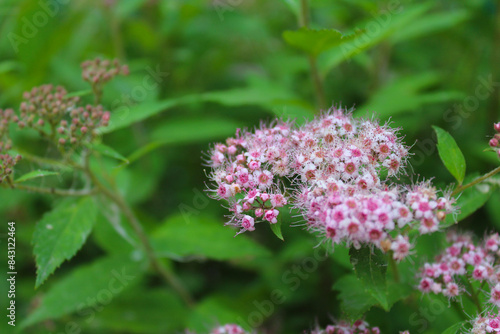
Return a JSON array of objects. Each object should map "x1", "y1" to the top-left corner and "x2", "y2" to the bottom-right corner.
[
  {"x1": 471, "y1": 312, "x2": 500, "y2": 333},
  {"x1": 81, "y1": 58, "x2": 129, "y2": 90},
  {"x1": 206, "y1": 107, "x2": 454, "y2": 260},
  {"x1": 0, "y1": 108, "x2": 21, "y2": 183},
  {"x1": 210, "y1": 324, "x2": 249, "y2": 334},
  {"x1": 418, "y1": 231, "x2": 500, "y2": 301},
  {"x1": 56, "y1": 104, "x2": 110, "y2": 145},
  {"x1": 489, "y1": 122, "x2": 500, "y2": 159},
  {"x1": 14, "y1": 84, "x2": 110, "y2": 148},
  {"x1": 17, "y1": 85, "x2": 80, "y2": 130}
]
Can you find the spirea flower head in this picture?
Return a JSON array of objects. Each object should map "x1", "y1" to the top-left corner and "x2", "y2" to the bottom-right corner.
[
  {"x1": 205, "y1": 106, "x2": 455, "y2": 261},
  {"x1": 308, "y1": 319, "x2": 381, "y2": 334},
  {"x1": 471, "y1": 312, "x2": 500, "y2": 333},
  {"x1": 0, "y1": 108, "x2": 21, "y2": 183},
  {"x1": 417, "y1": 230, "x2": 500, "y2": 300}
]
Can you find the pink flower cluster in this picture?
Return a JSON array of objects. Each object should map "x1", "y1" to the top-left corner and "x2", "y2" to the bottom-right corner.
[
  {"x1": 308, "y1": 319, "x2": 381, "y2": 334},
  {"x1": 418, "y1": 231, "x2": 500, "y2": 301},
  {"x1": 472, "y1": 312, "x2": 500, "y2": 333},
  {"x1": 206, "y1": 107, "x2": 454, "y2": 260},
  {"x1": 210, "y1": 324, "x2": 249, "y2": 334},
  {"x1": 490, "y1": 122, "x2": 500, "y2": 159}
]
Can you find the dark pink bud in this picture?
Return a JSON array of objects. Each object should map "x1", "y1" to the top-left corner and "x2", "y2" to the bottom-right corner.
[
  {"x1": 80, "y1": 126, "x2": 88, "y2": 134},
  {"x1": 495, "y1": 122, "x2": 500, "y2": 132},
  {"x1": 37, "y1": 119, "x2": 44, "y2": 126},
  {"x1": 490, "y1": 138, "x2": 499, "y2": 148},
  {"x1": 58, "y1": 138, "x2": 66, "y2": 145},
  {"x1": 102, "y1": 111, "x2": 110, "y2": 122}
]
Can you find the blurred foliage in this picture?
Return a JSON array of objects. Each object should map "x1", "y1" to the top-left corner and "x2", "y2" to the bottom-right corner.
[{"x1": 0, "y1": 0, "x2": 499, "y2": 333}]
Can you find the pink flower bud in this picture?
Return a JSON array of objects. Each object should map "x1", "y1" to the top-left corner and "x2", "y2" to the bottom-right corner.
[
  {"x1": 260, "y1": 193, "x2": 270, "y2": 202},
  {"x1": 57, "y1": 127, "x2": 65, "y2": 134},
  {"x1": 102, "y1": 111, "x2": 110, "y2": 122},
  {"x1": 58, "y1": 138, "x2": 66, "y2": 145},
  {"x1": 490, "y1": 138, "x2": 499, "y2": 148},
  {"x1": 495, "y1": 122, "x2": 500, "y2": 132},
  {"x1": 255, "y1": 208, "x2": 263, "y2": 217}
]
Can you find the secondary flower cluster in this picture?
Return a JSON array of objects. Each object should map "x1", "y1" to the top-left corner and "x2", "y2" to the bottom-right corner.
[
  {"x1": 0, "y1": 108, "x2": 21, "y2": 183},
  {"x1": 206, "y1": 107, "x2": 454, "y2": 260},
  {"x1": 490, "y1": 122, "x2": 500, "y2": 159},
  {"x1": 308, "y1": 319, "x2": 381, "y2": 334},
  {"x1": 81, "y1": 58, "x2": 129, "y2": 96},
  {"x1": 417, "y1": 231, "x2": 500, "y2": 301},
  {"x1": 471, "y1": 312, "x2": 500, "y2": 333},
  {"x1": 14, "y1": 84, "x2": 110, "y2": 148}
]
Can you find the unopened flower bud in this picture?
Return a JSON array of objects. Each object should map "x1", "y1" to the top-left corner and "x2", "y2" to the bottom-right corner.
[
  {"x1": 495, "y1": 122, "x2": 500, "y2": 132},
  {"x1": 58, "y1": 138, "x2": 66, "y2": 145},
  {"x1": 490, "y1": 138, "x2": 499, "y2": 148},
  {"x1": 380, "y1": 239, "x2": 392, "y2": 252}
]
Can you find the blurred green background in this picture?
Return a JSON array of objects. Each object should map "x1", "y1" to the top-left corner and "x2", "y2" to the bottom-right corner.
[{"x1": 0, "y1": 0, "x2": 499, "y2": 333}]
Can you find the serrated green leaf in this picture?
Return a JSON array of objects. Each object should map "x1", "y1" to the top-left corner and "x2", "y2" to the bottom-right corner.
[
  {"x1": 91, "y1": 143, "x2": 129, "y2": 164},
  {"x1": 283, "y1": 28, "x2": 358, "y2": 56},
  {"x1": 152, "y1": 215, "x2": 271, "y2": 261},
  {"x1": 433, "y1": 126, "x2": 466, "y2": 184},
  {"x1": 21, "y1": 254, "x2": 146, "y2": 328},
  {"x1": 33, "y1": 197, "x2": 97, "y2": 288},
  {"x1": 349, "y1": 246, "x2": 388, "y2": 310},
  {"x1": 332, "y1": 274, "x2": 378, "y2": 319},
  {"x1": 14, "y1": 170, "x2": 59, "y2": 183}
]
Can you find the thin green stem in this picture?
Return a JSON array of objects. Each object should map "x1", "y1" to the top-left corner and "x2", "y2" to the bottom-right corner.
[
  {"x1": 84, "y1": 158, "x2": 194, "y2": 307},
  {"x1": 298, "y1": 0, "x2": 327, "y2": 110},
  {"x1": 451, "y1": 165, "x2": 500, "y2": 196},
  {"x1": 464, "y1": 278, "x2": 483, "y2": 314},
  {"x1": 6, "y1": 182, "x2": 97, "y2": 196},
  {"x1": 388, "y1": 251, "x2": 400, "y2": 283}
]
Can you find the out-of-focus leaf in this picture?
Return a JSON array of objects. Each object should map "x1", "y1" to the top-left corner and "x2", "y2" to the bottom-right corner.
[
  {"x1": 21, "y1": 254, "x2": 147, "y2": 328},
  {"x1": 33, "y1": 197, "x2": 97, "y2": 288},
  {"x1": 14, "y1": 170, "x2": 58, "y2": 183},
  {"x1": 281, "y1": 0, "x2": 300, "y2": 18},
  {"x1": 152, "y1": 214, "x2": 271, "y2": 261},
  {"x1": 283, "y1": 28, "x2": 358, "y2": 56},
  {"x1": 441, "y1": 321, "x2": 466, "y2": 334},
  {"x1": 359, "y1": 73, "x2": 464, "y2": 118},
  {"x1": 90, "y1": 143, "x2": 129, "y2": 164},
  {"x1": 318, "y1": 3, "x2": 432, "y2": 75},
  {"x1": 92, "y1": 288, "x2": 187, "y2": 333},
  {"x1": 126, "y1": 117, "x2": 239, "y2": 164},
  {"x1": 433, "y1": 126, "x2": 466, "y2": 184},
  {"x1": 349, "y1": 246, "x2": 388, "y2": 310},
  {"x1": 332, "y1": 274, "x2": 377, "y2": 319},
  {"x1": 187, "y1": 295, "x2": 251, "y2": 332},
  {"x1": 391, "y1": 10, "x2": 469, "y2": 43}
]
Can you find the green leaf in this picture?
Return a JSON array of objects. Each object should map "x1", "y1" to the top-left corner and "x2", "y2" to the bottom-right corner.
[
  {"x1": 152, "y1": 214, "x2": 271, "y2": 261},
  {"x1": 14, "y1": 170, "x2": 59, "y2": 183},
  {"x1": 359, "y1": 73, "x2": 464, "y2": 118},
  {"x1": 332, "y1": 274, "x2": 378, "y2": 319},
  {"x1": 441, "y1": 321, "x2": 466, "y2": 334},
  {"x1": 444, "y1": 174, "x2": 494, "y2": 227},
  {"x1": 33, "y1": 197, "x2": 97, "y2": 288},
  {"x1": 281, "y1": 0, "x2": 300, "y2": 18},
  {"x1": 283, "y1": 28, "x2": 357, "y2": 56},
  {"x1": 433, "y1": 126, "x2": 466, "y2": 184},
  {"x1": 101, "y1": 97, "x2": 193, "y2": 134},
  {"x1": 349, "y1": 246, "x2": 388, "y2": 310},
  {"x1": 269, "y1": 216, "x2": 284, "y2": 241},
  {"x1": 65, "y1": 89, "x2": 93, "y2": 98},
  {"x1": 92, "y1": 288, "x2": 187, "y2": 333},
  {"x1": 20, "y1": 254, "x2": 147, "y2": 328},
  {"x1": 91, "y1": 143, "x2": 129, "y2": 164}
]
